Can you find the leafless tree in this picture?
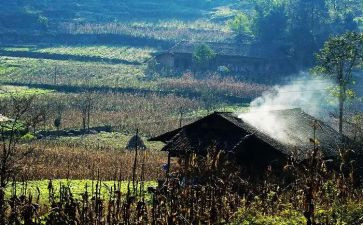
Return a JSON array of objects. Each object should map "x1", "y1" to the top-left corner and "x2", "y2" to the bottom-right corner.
[
  {"x1": 0, "y1": 94, "x2": 37, "y2": 225},
  {"x1": 73, "y1": 91, "x2": 97, "y2": 131}
]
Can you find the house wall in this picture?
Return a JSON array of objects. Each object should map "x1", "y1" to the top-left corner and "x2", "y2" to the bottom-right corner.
[
  {"x1": 174, "y1": 54, "x2": 192, "y2": 70},
  {"x1": 155, "y1": 52, "x2": 293, "y2": 77},
  {"x1": 234, "y1": 139, "x2": 287, "y2": 172},
  {"x1": 156, "y1": 53, "x2": 174, "y2": 68}
]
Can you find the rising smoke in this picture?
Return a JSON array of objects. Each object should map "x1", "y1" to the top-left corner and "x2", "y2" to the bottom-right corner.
[{"x1": 238, "y1": 73, "x2": 337, "y2": 145}]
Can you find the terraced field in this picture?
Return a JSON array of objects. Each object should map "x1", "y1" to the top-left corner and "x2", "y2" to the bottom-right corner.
[{"x1": 0, "y1": 52, "x2": 150, "y2": 89}]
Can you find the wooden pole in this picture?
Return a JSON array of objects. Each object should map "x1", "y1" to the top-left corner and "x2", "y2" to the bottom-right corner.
[
  {"x1": 132, "y1": 129, "x2": 139, "y2": 194},
  {"x1": 166, "y1": 108, "x2": 183, "y2": 179}
]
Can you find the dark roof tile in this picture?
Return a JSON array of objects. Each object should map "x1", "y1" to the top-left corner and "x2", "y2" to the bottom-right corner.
[{"x1": 151, "y1": 109, "x2": 355, "y2": 161}]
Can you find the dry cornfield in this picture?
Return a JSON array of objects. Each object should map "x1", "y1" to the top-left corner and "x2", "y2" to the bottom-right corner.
[{"x1": 18, "y1": 143, "x2": 167, "y2": 181}]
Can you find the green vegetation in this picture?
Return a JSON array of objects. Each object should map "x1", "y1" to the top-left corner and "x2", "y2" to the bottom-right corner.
[
  {"x1": 231, "y1": 207, "x2": 306, "y2": 225},
  {"x1": 5, "y1": 179, "x2": 157, "y2": 204},
  {"x1": 229, "y1": 0, "x2": 362, "y2": 67},
  {"x1": 313, "y1": 32, "x2": 363, "y2": 134},
  {"x1": 0, "y1": 0, "x2": 235, "y2": 43},
  {"x1": 57, "y1": 132, "x2": 164, "y2": 151},
  {"x1": 0, "y1": 85, "x2": 52, "y2": 98},
  {"x1": 33, "y1": 45, "x2": 155, "y2": 63},
  {"x1": 63, "y1": 20, "x2": 232, "y2": 42},
  {"x1": 0, "y1": 0, "x2": 361, "y2": 224},
  {"x1": 227, "y1": 12, "x2": 252, "y2": 40},
  {"x1": 192, "y1": 44, "x2": 216, "y2": 71},
  {"x1": 231, "y1": 202, "x2": 363, "y2": 225},
  {"x1": 0, "y1": 56, "x2": 149, "y2": 89}
]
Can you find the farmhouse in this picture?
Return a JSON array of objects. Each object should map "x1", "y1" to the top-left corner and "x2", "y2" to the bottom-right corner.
[
  {"x1": 154, "y1": 41, "x2": 294, "y2": 76},
  {"x1": 150, "y1": 109, "x2": 361, "y2": 175}
]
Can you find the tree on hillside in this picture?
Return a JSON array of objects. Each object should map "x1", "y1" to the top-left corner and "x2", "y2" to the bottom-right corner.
[
  {"x1": 252, "y1": 2, "x2": 287, "y2": 44},
  {"x1": 228, "y1": 12, "x2": 253, "y2": 42},
  {"x1": 234, "y1": 0, "x2": 361, "y2": 68},
  {"x1": 192, "y1": 44, "x2": 216, "y2": 72},
  {"x1": 314, "y1": 32, "x2": 363, "y2": 135},
  {"x1": 74, "y1": 91, "x2": 97, "y2": 131},
  {"x1": 287, "y1": 0, "x2": 331, "y2": 66}
]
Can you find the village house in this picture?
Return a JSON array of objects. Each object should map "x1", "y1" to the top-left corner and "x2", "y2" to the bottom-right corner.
[
  {"x1": 150, "y1": 109, "x2": 362, "y2": 178},
  {"x1": 153, "y1": 41, "x2": 295, "y2": 78}
]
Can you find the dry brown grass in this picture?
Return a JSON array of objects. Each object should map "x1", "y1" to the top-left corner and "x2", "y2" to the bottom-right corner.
[
  {"x1": 159, "y1": 73, "x2": 268, "y2": 99},
  {"x1": 11, "y1": 91, "x2": 202, "y2": 136}
]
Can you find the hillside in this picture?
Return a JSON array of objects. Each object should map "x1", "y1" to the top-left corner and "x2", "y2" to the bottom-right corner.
[{"x1": 0, "y1": 0, "x2": 239, "y2": 45}]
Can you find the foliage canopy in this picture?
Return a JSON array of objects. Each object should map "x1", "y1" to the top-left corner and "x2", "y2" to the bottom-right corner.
[{"x1": 192, "y1": 44, "x2": 216, "y2": 71}]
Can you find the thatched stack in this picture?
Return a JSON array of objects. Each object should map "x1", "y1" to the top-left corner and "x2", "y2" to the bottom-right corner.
[{"x1": 126, "y1": 134, "x2": 147, "y2": 150}]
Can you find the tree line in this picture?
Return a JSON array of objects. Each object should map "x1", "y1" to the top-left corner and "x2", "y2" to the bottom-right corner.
[{"x1": 230, "y1": 0, "x2": 363, "y2": 68}]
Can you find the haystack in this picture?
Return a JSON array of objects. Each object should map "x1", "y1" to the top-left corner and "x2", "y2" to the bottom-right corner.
[{"x1": 126, "y1": 134, "x2": 147, "y2": 150}]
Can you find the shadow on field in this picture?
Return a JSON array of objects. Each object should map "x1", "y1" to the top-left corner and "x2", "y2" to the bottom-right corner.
[
  {"x1": 2, "y1": 82, "x2": 253, "y2": 104},
  {"x1": 0, "y1": 49, "x2": 142, "y2": 65},
  {"x1": 0, "y1": 33, "x2": 173, "y2": 49},
  {"x1": 36, "y1": 125, "x2": 112, "y2": 139}
]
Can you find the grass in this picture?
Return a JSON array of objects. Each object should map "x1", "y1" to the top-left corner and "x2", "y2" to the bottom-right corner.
[
  {"x1": 23, "y1": 91, "x2": 201, "y2": 136},
  {"x1": 0, "y1": 85, "x2": 52, "y2": 98},
  {"x1": 61, "y1": 20, "x2": 232, "y2": 42},
  {"x1": 33, "y1": 45, "x2": 155, "y2": 63},
  {"x1": 0, "y1": 45, "x2": 154, "y2": 82},
  {"x1": 0, "y1": 56, "x2": 150, "y2": 89},
  {"x1": 186, "y1": 103, "x2": 250, "y2": 118},
  {"x1": 6, "y1": 179, "x2": 157, "y2": 204},
  {"x1": 209, "y1": 6, "x2": 239, "y2": 20},
  {"x1": 56, "y1": 132, "x2": 164, "y2": 151}
]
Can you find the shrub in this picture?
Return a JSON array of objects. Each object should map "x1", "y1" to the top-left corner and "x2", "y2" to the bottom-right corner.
[{"x1": 192, "y1": 44, "x2": 216, "y2": 72}]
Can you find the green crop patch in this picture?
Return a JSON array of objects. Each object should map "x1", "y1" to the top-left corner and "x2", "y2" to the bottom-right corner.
[
  {"x1": 0, "y1": 85, "x2": 53, "y2": 98},
  {"x1": 6, "y1": 179, "x2": 157, "y2": 204}
]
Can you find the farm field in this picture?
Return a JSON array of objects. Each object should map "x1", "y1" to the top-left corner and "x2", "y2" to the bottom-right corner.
[
  {"x1": 18, "y1": 138, "x2": 168, "y2": 181},
  {"x1": 5, "y1": 180, "x2": 158, "y2": 204},
  {"x1": 1, "y1": 45, "x2": 155, "y2": 63},
  {"x1": 60, "y1": 19, "x2": 233, "y2": 43},
  {"x1": 0, "y1": 53, "x2": 150, "y2": 89}
]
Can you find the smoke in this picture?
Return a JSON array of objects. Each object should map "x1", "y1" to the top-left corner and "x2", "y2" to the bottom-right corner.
[{"x1": 238, "y1": 73, "x2": 336, "y2": 145}]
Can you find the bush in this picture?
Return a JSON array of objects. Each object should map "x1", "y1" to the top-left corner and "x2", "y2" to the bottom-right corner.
[
  {"x1": 192, "y1": 44, "x2": 216, "y2": 72},
  {"x1": 228, "y1": 12, "x2": 253, "y2": 41},
  {"x1": 21, "y1": 132, "x2": 36, "y2": 141},
  {"x1": 231, "y1": 208, "x2": 305, "y2": 225}
]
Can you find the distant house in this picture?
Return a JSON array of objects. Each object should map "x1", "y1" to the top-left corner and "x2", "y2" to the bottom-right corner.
[
  {"x1": 154, "y1": 41, "x2": 294, "y2": 77},
  {"x1": 150, "y1": 109, "x2": 361, "y2": 176}
]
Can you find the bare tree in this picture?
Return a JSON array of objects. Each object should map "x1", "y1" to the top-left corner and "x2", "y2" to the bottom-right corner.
[
  {"x1": 74, "y1": 91, "x2": 96, "y2": 131},
  {"x1": 25, "y1": 99, "x2": 49, "y2": 133},
  {"x1": 0, "y1": 94, "x2": 36, "y2": 225}
]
